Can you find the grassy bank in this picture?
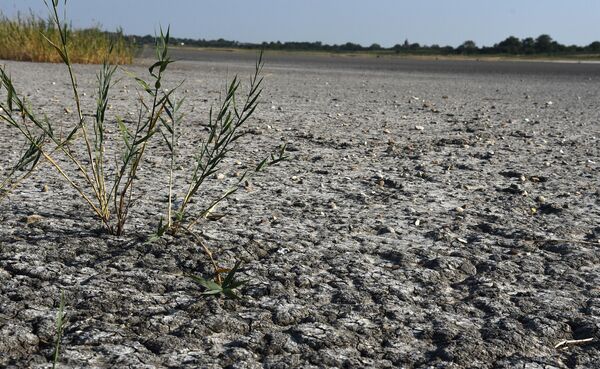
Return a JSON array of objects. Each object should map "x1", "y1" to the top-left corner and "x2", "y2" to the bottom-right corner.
[{"x1": 0, "y1": 12, "x2": 134, "y2": 64}]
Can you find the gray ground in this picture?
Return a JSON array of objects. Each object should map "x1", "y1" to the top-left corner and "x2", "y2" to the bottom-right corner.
[{"x1": 1, "y1": 53, "x2": 600, "y2": 368}]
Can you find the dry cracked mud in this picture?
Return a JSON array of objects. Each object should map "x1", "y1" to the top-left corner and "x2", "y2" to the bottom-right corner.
[{"x1": 1, "y1": 53, "x2": 600, "y2": 368}]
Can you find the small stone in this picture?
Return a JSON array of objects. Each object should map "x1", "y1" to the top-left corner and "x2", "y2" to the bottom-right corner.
[
  {"x1": 378, "y1": 226, "x2": 395, "y2": 235},
  {"x1": 415, "y1": 219, "x2": 421, "y2": 226},
  {"x1": 41, "y1": 184, "x2": 49, "y2": 192},
  {"x1": 215, "y1": 173, "x2": 225, "y2": 180},
  {"x1": 328, "y1": 202, "x2": 337, "y2": 210},
  {"x1": 536, "y1": 195, "x2": 546, "y2": 204},
  {"x1": 455, "y1": 206, "x2": 465, "y2": 214},
  {"x1": 415, "y1": 125, "x2": 425, "y2": 131},
  {"x1": 22, "y1": 214, "x2": 43, "y2": 225}
]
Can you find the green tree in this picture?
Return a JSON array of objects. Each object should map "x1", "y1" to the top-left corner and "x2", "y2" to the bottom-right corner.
[
  {"x1": 588, "y1": 41, "x2": 600, "y2": 52},
  {"x1": 535, "y1": 34, "x2": 553, "y2": 52},
  {"x1": 458, "y1": 40, "x2": 477, "y2": 54},
  {"x1": 496, "y1": 36, "x2": 522, "y2": 54}
]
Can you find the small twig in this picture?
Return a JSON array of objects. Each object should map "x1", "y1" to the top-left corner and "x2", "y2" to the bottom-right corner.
[{"x1": 555, "y1": 337, "x2": 595, "y2": 349}]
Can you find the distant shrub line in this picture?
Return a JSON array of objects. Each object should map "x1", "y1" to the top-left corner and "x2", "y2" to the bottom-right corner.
[{"x1": 132, "y1": 34, "x2": 600, "y2": 57}]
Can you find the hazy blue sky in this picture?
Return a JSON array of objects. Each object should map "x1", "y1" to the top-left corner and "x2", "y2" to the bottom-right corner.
[{"x1": 2, "y1": 0, "x2": 599, "y2": 47}]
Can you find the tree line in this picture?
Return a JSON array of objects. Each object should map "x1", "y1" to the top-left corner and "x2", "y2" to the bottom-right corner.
[{"x1": 128, "y1": 34, "x2": 600, "y2": 55}]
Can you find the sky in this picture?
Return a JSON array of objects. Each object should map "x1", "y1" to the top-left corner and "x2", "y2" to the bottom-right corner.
[{"x1": 1, "y1": 0, "x2": 599, "y2": 48}]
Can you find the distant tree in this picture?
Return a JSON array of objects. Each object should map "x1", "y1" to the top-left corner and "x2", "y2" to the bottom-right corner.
[
  {"x1": 521, "y1": 37, "x2": 535, "y2": 54},
  {"x1": 535, "y1": 34, "x2": 553, "y2": 52},
  {"x1": 495, "y1": 36, "x2": 522, "y2": 54},
  {"x1": 369, "y1": 43, "x2": 382, "y2": 50},
  {"x1": 442, "y1": 45, "x2": 455, "y2": 54},
  {"x1": 340, "y1": 42, "x2": 362, "y2": 51},
  {"x1": 588, "y1": 41, "x2": 600, "y2": 52},
  {"x1": 409, "y1": 42, "x2": 420, "y2": 50},
  {"x1": 458, "y1": 40, "x2": 477, "y2": 54}
]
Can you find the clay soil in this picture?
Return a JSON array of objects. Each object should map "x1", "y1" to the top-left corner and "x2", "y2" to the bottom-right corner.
[{"x1": 1, "y1": 53, "x2": 600, "y2": 368}]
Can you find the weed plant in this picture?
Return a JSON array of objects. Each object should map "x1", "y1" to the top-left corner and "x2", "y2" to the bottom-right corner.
[
  {"x1": 52, "y1": 291, "x2": 66, "y2": 369},
  {"x1": 0, "y1": 9, "x2": 133, "y2": 64},
  {"x1": 0, "y1": 0, "x2": 285, "y2": 287}
]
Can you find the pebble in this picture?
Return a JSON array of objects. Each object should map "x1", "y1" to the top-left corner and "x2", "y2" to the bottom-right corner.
[
  {"x1": 414, "y1": 125, "x2": 425, "y2": 131},
  {"x1": 215, "y1": 173, "x2": 225, "y2": 180},
  {"x1": 292, "y1": 201, "x2": 307, "y2": 208},
  {"x1": 455, "y1": 207, "x2": 465, "y2": 214},
  {"x1": 378, "y1": 226, "x2": 396, "y2": 235},
  {"x1": 414, "y1": 219, "x2": 421, "y2": 226},
  {"x1": 22, "y1": 214, "x2": 43, "y2": 225}
]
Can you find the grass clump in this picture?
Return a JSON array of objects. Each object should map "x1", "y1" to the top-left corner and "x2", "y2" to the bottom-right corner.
[
  {"x1": 0, "y1": 7, "x2": 133, "y2": 64},
  {"x1": 0, "y1": 0, "x2": 285, "y2": 290}
]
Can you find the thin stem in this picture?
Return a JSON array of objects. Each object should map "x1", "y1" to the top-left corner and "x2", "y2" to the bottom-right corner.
[{"x1": 183, "y1": 228, "x2": 222, "y2": 284}]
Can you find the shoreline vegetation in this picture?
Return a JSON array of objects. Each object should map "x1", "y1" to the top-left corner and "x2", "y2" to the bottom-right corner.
[
  {"x1": 137, "y1": 33, "x2": 600, "y2": 61},
  {"x1": 0, "y1": 12, "x2": 133, "y2": 64},
  {"x1": 1, "y1": 11, "x2": 600, "y2": 64}
]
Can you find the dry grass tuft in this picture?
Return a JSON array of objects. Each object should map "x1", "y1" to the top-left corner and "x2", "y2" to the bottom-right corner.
[{"x1": 0, "y1": 11, "x2": 134, "y2": 64}]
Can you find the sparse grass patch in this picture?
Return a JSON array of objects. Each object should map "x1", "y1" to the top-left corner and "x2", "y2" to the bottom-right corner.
[
  {"x1": 0, "y1": 10, "x2": 133, "y2": 64},
  {"x1": 0, "y1": 0, "x2": 285, "y2": 294}
]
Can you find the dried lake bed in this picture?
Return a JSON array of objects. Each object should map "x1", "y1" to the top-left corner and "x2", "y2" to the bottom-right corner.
[{"x1": 1, "y1": 52, "x2": 600, "y2": 368}]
